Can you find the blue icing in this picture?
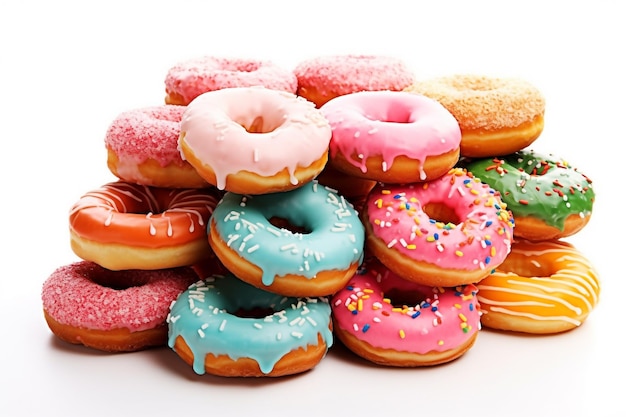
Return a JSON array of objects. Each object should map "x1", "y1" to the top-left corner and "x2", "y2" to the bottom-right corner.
[
  {"x1": 167, "y1": 273, "x2": 334, "y2": 375},
  {"x1": 210, "y1": 180, "x2": 365, "y2": 286}
]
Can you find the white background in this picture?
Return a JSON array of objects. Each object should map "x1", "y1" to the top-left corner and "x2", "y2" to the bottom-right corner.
[{"x1": 1, "y1": 1, "x2": 623, "y2": 416}]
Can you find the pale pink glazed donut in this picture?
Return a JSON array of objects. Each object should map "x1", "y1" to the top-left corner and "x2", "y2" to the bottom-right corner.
[
  {"x1": 41, "y1": 261, "x2": 198, "y2": 352},
  {"x1": 332, "y1": 259, "x2": 481, "y2": 366},
  {"x1": 320, "y1": 90, "x2": 462, "y2": 183},
  {"x1": 294, "y1": 54, "x2": 415, "y2": 107},
  {"x1": 178, "y1": 86, "x2": 332, "y2": 194},
  {"x1": 164, "y1": 56, "x2": 297, "y2": 106},
  {"x1": 105, "y1": 105, "x2": 209, "y2": 188},
  {"x1": 69, "y1": 181, "x2": 222, "y2": 271},
  {"x1": 362, "y1": 168, "x2": 515, "y2": 287}
]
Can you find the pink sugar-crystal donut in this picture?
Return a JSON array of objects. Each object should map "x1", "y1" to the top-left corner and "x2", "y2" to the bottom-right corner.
[
  {"x1": 41, "y1": 261, "x2": 198, "y2": 352},
  {"x1": 294, "y1": 54, "x2": 415, "y2": 107},
  {"x1": 104, "y1": 104, "x2": 208, "y2": 188},
  {"x1": 164, "y1": 56, "x2": 297, "y2": 106}
]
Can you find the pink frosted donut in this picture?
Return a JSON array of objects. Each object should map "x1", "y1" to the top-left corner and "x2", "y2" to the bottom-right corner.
[
  {"x1": 332, "y1": 259, "x2": 481, "y2": 366},
  {"x1": 164, "y1": 56, "x2": 297, "y2": 106},
  {"x1": 41, "y1": 261, "x2": 198, "y2": 352},
  {"x1": 320, "y1": 90, "x2": 462, "y2": 183},
  {"x1": 362, "y1": 168, "x2": 515, "y2": 287},
  {"x1": 178, "y1": 86, "x2": 332, "y2": 194},
  {"x1": 105, "y1": 105, "x2": 208, "y2": 188},
  {"x1": 294, "y1": 54, "x2": 416, "y2": 107}
]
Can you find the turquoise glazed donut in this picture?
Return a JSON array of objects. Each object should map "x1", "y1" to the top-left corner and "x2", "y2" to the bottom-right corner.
[
  {"x1": 208, "y1": 180, "x2": 365, "y2": 296},
  {"x1": 167, "y1": 273, "x2": 333, "y2": 377}
]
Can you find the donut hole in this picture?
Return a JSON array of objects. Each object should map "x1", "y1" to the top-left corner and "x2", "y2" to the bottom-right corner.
[
  {"x1": 88, "y1": 269, "x2": 150, "y2": 291},
  {"x1": 422, "y1": 202, "x2": 461, "y2": 226},
  {"x1": 233, "y1": 306, "x2": 276, "y2": 318},
  {"x1": 384, "y1": 288, "x2": 428, "y2": 309},
  {"x1": 499, "y1": 255, "x2": 553, "y2": 278},
  {"x1": 243, "y1": 115, "x2": 284, "y2": 133},
  {"x1": 269, "y1": 216, "x2": 311, "y2": 235},
  {"x1": 364, "y1": 103, "x2": 414, "y2": 124}
]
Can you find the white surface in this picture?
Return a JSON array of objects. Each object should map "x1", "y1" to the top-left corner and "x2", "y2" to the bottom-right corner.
[{"x1": 1, "y1": 1, "x2": 623, "y2": 416}]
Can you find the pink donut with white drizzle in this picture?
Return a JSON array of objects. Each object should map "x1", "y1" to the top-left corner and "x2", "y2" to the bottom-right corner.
[
  {"x1": 320, "y1": 90, "x2": 462, "y2": 183},
  {"x1": 105, "y1": 104, "x2": 209, "y2": 188},
  {"x1": 41, "y1": 261, "x2": 198, "y2": 352},
  {"x1": 164, "y1": 56, "x2": 297, "y2": 106},
  {"x1": 362, "y1": 168, "x2": 515, "y2": 287},
  {"x1": 178, "y1": 86, "x2": 332, "y2": 194},
  {"x1": 331, "y1": 259, "x2": 481, "y2": 366}
]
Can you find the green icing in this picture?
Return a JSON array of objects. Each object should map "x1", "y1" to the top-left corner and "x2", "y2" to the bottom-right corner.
[
  {"x1": 464, "y1": 150, "x2": 595, "y2": 230},
  {"x1": 167, "y1": 274, "x2": 333, "y2": 375},
  {"x1": 210, "y1": 180, "x2": 365, "y2": 286}
]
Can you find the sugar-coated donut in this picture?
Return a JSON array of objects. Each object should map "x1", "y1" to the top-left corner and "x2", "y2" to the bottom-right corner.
[
  {"x1": 362, "y1": 168, "x2": 515, "y2": 287},
  {"x1": 477, "y1": 239, "x2": 600, "y2": 334},
  {"x1": 104, "y1": 105, "x2": 209, "y2": 189},
  {"x1": 167, "y1": 273, "x2": 333, "y2": 377},
  {"x1": 209, "y1": 180, "x2": 365, "y2": 297},
  {"x1": 332, "y1": 259, "x2": 481, "y2": 366},
  {"x1": 294, "y1": 54, "x2": 415, "y2": 107},
  {"x1": 69, "y1": 181, "x2": 221, "y2": 271},
  {"x1": 42, "y1": 261, "x2": 198, "y2": 352},
  {"x1": 320, "y1": 90, "x2": 462, "y2": 183},
  {"x1": 164, "y1": 56, "x2": 297, "y2": 106},
  {"x1": 179, "y1": 86, "x2": 332, "y2": 194},
  {"x1": 405, "y1": 74, "x2": 545, "y2": 157},
  {"x1": 464, "y1": 150, "x2": 595, "y2": 241}
]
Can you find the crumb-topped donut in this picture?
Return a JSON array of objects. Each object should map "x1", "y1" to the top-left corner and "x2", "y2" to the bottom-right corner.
[
  {"x1": 332, "y1": 259, "x2": 481, "y2": 366},
  {"x1": 69, "y1": 181, "x2": 221, "y2": 271},
  {"x1": 209, "y1": 180, "x2": 365, "y2": 297},
  {"x1": 164, "y1": 56, "x2": 297, "y2": 106},
  {"x1": 362, "y1": 168, "x2": 515, "y2": 287},
  {"x1": 464, "y1": 150, "x2": 595, "y2": 241},
  {"x1": 105, "y1": 104, "x2": 208, "y2": 188},
  {"x1": 294, "y1": 54, "x2": 415, "y2": 107},
  {"x1": 406, "y1": 74, "x2": 545, "y2": 157},
  {"x1": 477, "y1": 239, "x2": 600, "y2": 334},
  {"x1": 42, "y1": 261, "x2": 198, "y2": 352},
  {"x1": 167, "y1": 273, "x2": 333, "y2": 377},
  {"x1": 320, "y1": 90, "x2": 461, "y2": 183},
  {"x1": 178, "y1": 86, "x2": 332, "y2": 194}
]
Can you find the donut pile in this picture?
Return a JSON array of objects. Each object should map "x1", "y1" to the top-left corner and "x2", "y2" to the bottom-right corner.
[{"x1": 41, "y1": 54, "x2": 601, "y2": 377}]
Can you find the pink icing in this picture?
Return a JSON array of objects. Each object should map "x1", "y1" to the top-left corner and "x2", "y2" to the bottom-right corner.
[
  {"x1": 294, "y1": 54, "x2": 415, "y2": 98},
  {"x1": 365, "y1": 168, "x2": 514, "y2": 272},
  {"x1": 320, "y1": 91, "x2": 461, "y2": 180},
  {"x1": 105, "y1": 104, "x2": 187, "y2": 167},
  {"x1": 179, "y1": 86, "x2": 332, "y2": 190},
  {"x1": 165, "y1": 56, "x2": 297, "y2": 105},
  {"x1": 331, "y1": 261, "x2": 481, "y2": 353},
  {"x1": 41, "y1": 261, "x2": 198, "y2": 332}
]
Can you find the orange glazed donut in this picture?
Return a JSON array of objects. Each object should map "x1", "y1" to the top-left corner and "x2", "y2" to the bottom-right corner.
[
  {"x1": 69, "y1": 181, "x2": 221, "y2": 271},
  {"x1": 164, "y1": 56, "x2": 297, "y2": 106},
  {"x1": 105, "y1": 104, "x2": 208, "y2": 188},
  {"x1": 477, "y1": 239, "x2": 600, "y2": 334},
  {"x1": 332, "y1": 259, "x2": 481, "y2": 367},
  {"x1": 405, "y1": 74, "x2": 545, "y2": 157},
  {"x1": 178, "y1": 86, "x2": 332, "y2": 195},
  {"x1": 362, "y1": 168, "x2": 515, "y2": 287},
  {"x1": 42, "y1": 261, "x2": 198, "y2": 352},
  {"x1": 294, "y1": 54, "x2": 415, "y2": 107}
]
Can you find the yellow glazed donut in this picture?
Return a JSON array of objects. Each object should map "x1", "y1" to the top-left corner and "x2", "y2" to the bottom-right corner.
[{"x1": 477, "y1": 239, "x2": 600, "y2": 334}]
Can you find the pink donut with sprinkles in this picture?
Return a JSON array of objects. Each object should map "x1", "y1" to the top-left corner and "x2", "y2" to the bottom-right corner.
[
  {"x1": 294, "y1": 54, "x2": 416, "y2": 107},
  {"x1": 164, "y1": 56, "x2": 297, "y2": 106},
  {"x1": 362, "y1": 168, "x2": 515, "y2": 287},
  {"x1": 332, "y1": 259, "x2": 481, "y2": 366},
  {"x1": 320, "y1": 90, "x2": 462, "y2": 183},
  {"x1": 105, "y1": 104, "x2": 209, "y2": 188},
  {"x1": 41, "y1": 261, "x2": 198, "y2": 352}
]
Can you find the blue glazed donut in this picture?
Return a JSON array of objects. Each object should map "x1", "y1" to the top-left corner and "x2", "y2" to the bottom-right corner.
[
  {"x1": 167, "y1": 273, "x2": 333, "y2": 377},
  {"x1": 208, "y1": 180, "x2": 365, "y2": 297}
]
